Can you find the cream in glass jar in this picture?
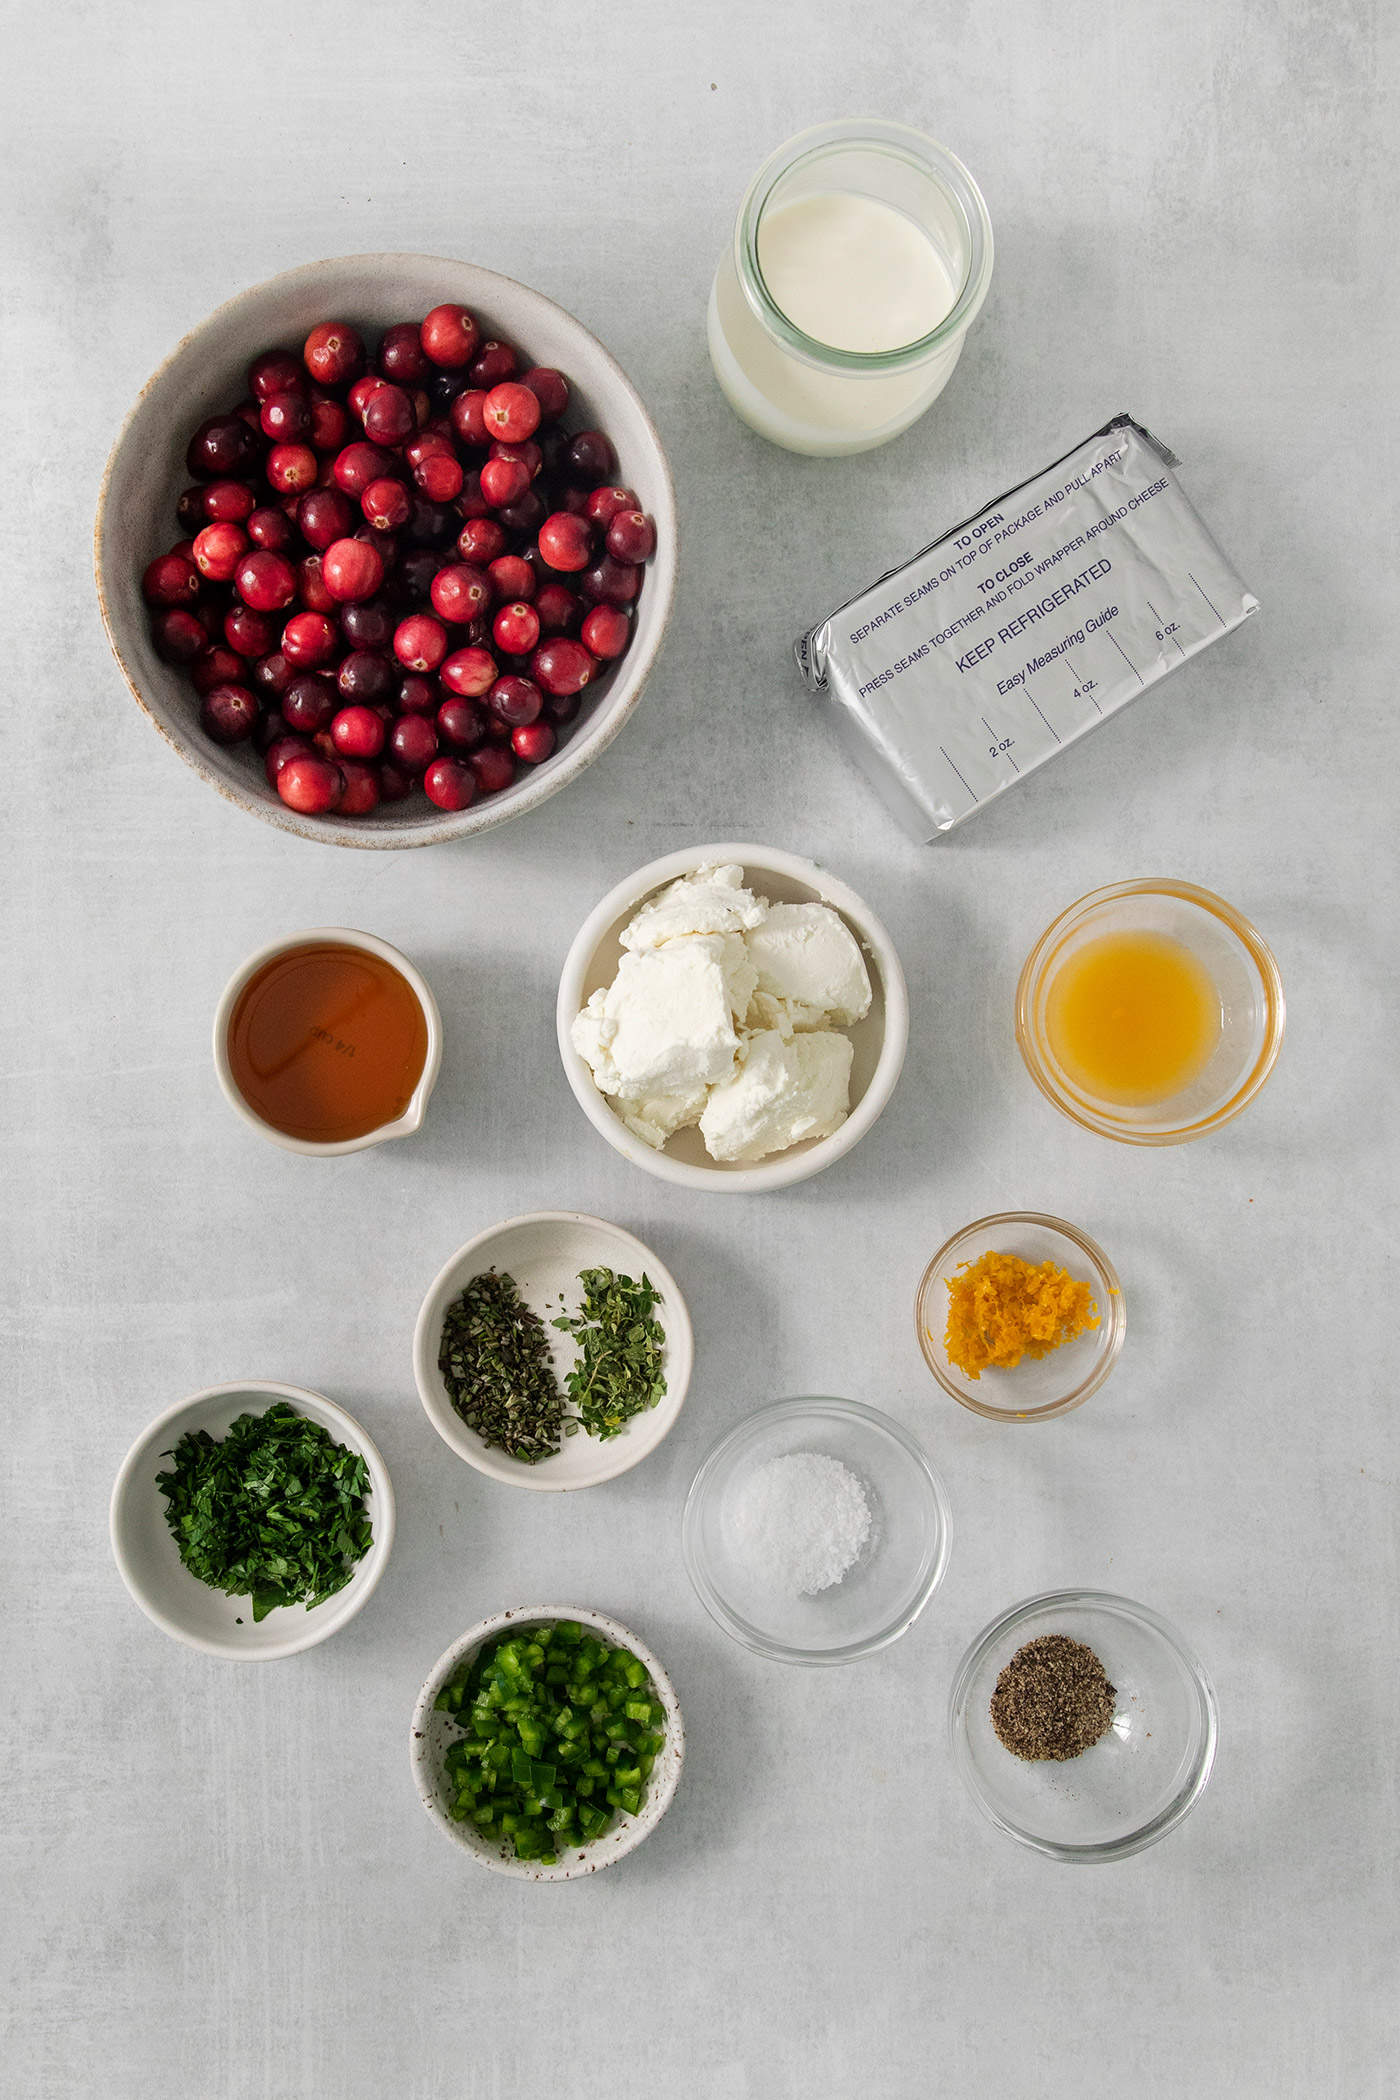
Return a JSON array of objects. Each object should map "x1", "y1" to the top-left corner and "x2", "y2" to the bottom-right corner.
[{"x1": 708, "y1": 120, "x2": 994, "y2": 457}]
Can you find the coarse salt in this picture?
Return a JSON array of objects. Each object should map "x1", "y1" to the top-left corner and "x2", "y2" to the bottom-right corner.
[{"x1": 731, "y1": 1450, "x2": 872, "y2": 1597}]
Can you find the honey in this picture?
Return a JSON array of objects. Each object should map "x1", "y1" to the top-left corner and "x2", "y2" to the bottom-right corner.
[
  {"x1": 227, "y1": 942, "x2": 429, "y2": 1143},
  {"x1": 1045, "y1": 930, "x2": 1220, "y2": 1107}
]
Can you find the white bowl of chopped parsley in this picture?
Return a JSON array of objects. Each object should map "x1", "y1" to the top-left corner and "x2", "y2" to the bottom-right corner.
[
  {"x1": 110, "y1": 1381, "x2": 394, "y2": 1659},
  {"x1": 410, "y1": 1606, "x2": 685, "y2": 1878},
  {"x1": 412, "y1": 1211, "x2": 694, "y2": 1490}
]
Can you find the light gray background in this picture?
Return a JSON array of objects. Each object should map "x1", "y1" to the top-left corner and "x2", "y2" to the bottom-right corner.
[{"x1": 4, "y1": 2, "x2": 1396, "y2": 2095}]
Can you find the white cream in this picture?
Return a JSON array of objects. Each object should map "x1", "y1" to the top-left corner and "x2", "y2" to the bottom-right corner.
[
  {"x1": 699, "y1": 1030, "x2": 854, "y2": 1164},
  {"x1": 571, "y1": 936, "x2": 750, "y2": 1100},
  {"x1": 621, "y1": 863, "x2": 766, "y2": 951},
  {"x1": 756, "y1": 192, "x2": 956, "y2": 355},
  {"x1": 745, "y1": 901, "x2": 872, "y2": 1029}
]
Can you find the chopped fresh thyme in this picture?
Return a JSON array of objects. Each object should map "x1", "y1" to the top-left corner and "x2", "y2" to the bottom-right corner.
[
  {"x1": 439, "y1": 1268, "x2": 565, "y2": 1462},
  {"x1": 552, "y1": 1267, "x2": 667, "y2": 1441},
  {"x1": 155, "y1": 1402, "x2": 373, "y2": 1622}
]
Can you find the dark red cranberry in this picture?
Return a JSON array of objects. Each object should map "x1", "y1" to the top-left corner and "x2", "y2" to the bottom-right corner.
[
  {"x1": 431, "y1": 563, "x2": 491, "y2": 624},
  {"x1": 340, "y1": 597, "x2": 395, "y2": 649},
  {"x1": 233, "y1": 550, "x2": 296, "y2": 612},
  {"x1": 485, "y1": 554, "x2": 533, "y2": 603},
  {"x1": 192, "y1": 522, "x2": 247, "y2": 582},
  {"x1": 360, "y1": 384, "x2": 412, "y2": 445},
  {"x1": 479, "y1": 455, "x2": 529, "y2": 509},
  {"x1": 567, "y1": 431, "x2": 615, "y2": 486},
  {"x1": 203, "y1": 480, "x2": 258, "y2": 523},
  {"x1": 404, "y1": 498, "x2": 455, "y2": 545},
  {"x1": 282, "y1": 675, "x2": 337, "y2": 733},
  {"x1": 468, "y1": 339, "x2": 517, "y2": 387},
  {"x1": 267, "y1": 442, "x2": 318, "y2": 494},
  {"x1": 581, "y1": 557, "x2": 641, "y2": 608},
  {"x1": 150, "y1": 608, "x2": 206, "y2": 662},
  {"x1": 246, "y1": 505, "x2": 298, "y2": 552},
  {"x1": 264, "y1": 734, "x2": 311, "y2": 784},
  {"x1": 449, "y1": 389, "x2": 490, "y2": 446},
  {"x1": 413, "y1": 451, "x2": 464, "y2": 502},
  {"x1": 487, "y1": 674, "x2": 542, "y2": 727},
  {"x1": 322, "y1": 538, "x2": 384, "y2": 603},
  {"x1": 186, "y1": 414, "x2": 259, "y2": 480},
  {"x1": 420, "y1": 303, "x2": 481, "y2": 368},
  {"x1": 250, "y1": 650, "x2": 294, "y2": 698},
  {"x1": 483, "y1": 381, "x2": 541, "y2": 443},
  {"x1": 389, "y1": 713, "x2": 438, "y2": 771},
  {"x1": 348, "y1": 373, "x2": 387, "y2": 420},
  {"x1": 360, "y1": 476, "x2": 410, "y2": 533},
  {"x1": 558, "y1": 484, "x2": 592, "y2": 516},
  {"x1": 454, "y1": 471, "x2": 490, "y2": 521},
  {"x1": 377, "y1": 321, "x2": 430, "y2": 383},
  {"x1": 337, "y1": 650, "x2": 395, "y2": 705},
  {"x1": 440, "y1": 646, "x2": 497, "y2": 698},
  {"x1": 581, "y1": 604, "x2": 630, "y2": 660},
  {"x1": 281, "y1": 611, "x2": 339, "y2": 669},
  {"x1": 423, "y1": 756, "x2": 476, "y2": 810},
  {"x1": 224, "y1": 603, "x2": 278, "y2": 657},
  {"x1": 277, "y1": 750, "x2": 343, "y2": 812},
  {"x1": 332, "y1": 759, "x2": 380, "y2": 815},
  {"x1": 436, "y1": 696, "x2": 487, "y2": 750},
  {"x1": 332, "y1": 441, "x2": 397, "y2": 497},
  {"x1": 363, "y1": 526, "x2": 399, "y2": 577},
  {"x1": 397, "y1": 673, "x2": 438, "y2": 715},
  {"x1": 200, "y1": 683, "x2": 259, "y2": 744},
  {"x1": 607, "y1": 510, "x2": 656, "y2": 563},
  {"x1": 457, "y1": 516, "x2": 507, "y2": 565},
  {"x1": 249, "y1": 349, "x2": 304, "y2": 401},
  {"x1": 470, "y1": 745, "x2": 515, "y2": 795},
  {"x1": 304, "y1": 321, "x2": 364, "y2": 387},
  {"x1": 531, "y1": 638, "x2": 596, "y2": 697},
  {"x1": 512, "y1": 721, "x2": 556, "y2": 764},
  {"x1": 546, "y1": 689, "x2": 581, "y2": 724},
  {"x1": 521, "y1": 367, "x2": 569, "y2": 420},
  {"x1": 535, "y1": 583, "x2": 582, "y2": 636},
  {"x1": 397, "y1": 547, "x2": 442, "y2": 605},
  {"x1": 176, "y1": 486, "x2": 207, "y2": 532},
  {"x1": 234, "y1": 400, "x2": 262, "y2": 430},
  {"x1": 538, "y1": 512, "x2": 593, "y2": 573},
  {"x1": 294, "y1": 554, "x2": 333, "y2": 613},
  {"x1": 330, "y1": 705, "x2": 386, "y2": 760},
  {"x1": 376, "y1": 759, "x2": 413, "y2": 802},
  {"x1": 308, "y1": 393, "x2": 349, "y2": 451},
  {"x1": 492, "y1": 602, "x2": 539, "y2": 656},
  {"x1": 260, "y1": 390, "x2": 311, "y2": 443},
  {"x1": 497, "y1": 489, "x2": 546, "y2": 537},
  {"x1": 191, "y1": 644, "x2": 246, "y2": 694},
  {"x1": 142, "y1": 551, "x2": 200, "y2": 607},
  {"x1": 252, "y1": 709, "x2": 291, "y2": 753},
  {"x1": 584, "y1": 485, "x2": 641, "y2": 526},
  {"x1": 393, "y1": 613, "x2": 448, "y2": 673},
  {"x1": 296, "y1": 486, "x2": 353, "y2": 550}
]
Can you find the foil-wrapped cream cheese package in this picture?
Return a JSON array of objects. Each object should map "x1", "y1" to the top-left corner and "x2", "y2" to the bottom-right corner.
[{"x1": 794, "y1": 416, "x2": 1259, "y2": 840}]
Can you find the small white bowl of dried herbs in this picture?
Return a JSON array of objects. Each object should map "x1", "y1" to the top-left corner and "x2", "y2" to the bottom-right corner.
[
  {"x1": 412, "y1": 1211, "x2": 694, "y2": 1490},
  {"x1": 110, "y1": 1380, "x2": 395, "y2": 1660}
]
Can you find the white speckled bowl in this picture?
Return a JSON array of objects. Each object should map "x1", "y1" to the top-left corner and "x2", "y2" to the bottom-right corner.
[
  {"x1": 95, "y1": 253, "x2": 677, "y2": 848},
  {"x1": 556, "y1": 843, "x2": 909, "y2": 1191},
  {"x1": 410, "y1": 1607, "x2": 685, "y2": 1880}
]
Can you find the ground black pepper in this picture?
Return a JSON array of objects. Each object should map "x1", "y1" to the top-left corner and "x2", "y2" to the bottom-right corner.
[{"x1": 989, "y1": 1633, "x2": 1117, "y2": 1761}]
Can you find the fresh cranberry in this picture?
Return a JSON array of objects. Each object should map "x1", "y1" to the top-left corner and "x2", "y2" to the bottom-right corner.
[
  {"x1": 304, "y1": 321, "x2": 364, "y2": 387},
  {"x1": 470, "y1": 745, "x2": 515, "y2": 795},
  {"x1": 413, "y1": 451, "x2": 464, "y2": 502},
  {"x1": 431, "y1": 563, "x2": 491, "y2": 623},
  {"x1": 264, "y1": 734, "x2": 311, "y2": 784},
  {"x1": 199, "y1": 683, "x2": 259, "y2": 744},
  {"x1": 404, "y1": 427, "x2": 452, "y2": 467},
  {"x1": 292, "y1": 554, "x2": 332, "y2": 613},
  {"x1": 488, "y1": 674, "x2": 542, "y2": 726},
  {"x1": 362, "y1": 476, "x2": 412, "y2": 532},
  {"x1": 531, "y1": 637, "x2": 596, "y2": 697},
  {"x1": 151, "y1": 608, "x2": 206, "y2": 662},
  {"x1": 330, "y1": 704, "x2": 387, "y2": 760},
  {"x1": 436, "y1": 696, "x2": 487, "y2": 750},
  {"x1": 389, "y1": 713, "x2": 438, "y2": 771},
  {"x1": 176, "y1": 486, "x2": 206, "y2": 531},
  {"x1": 277, "y1": 750, "x2": 343, "y2": 813},
  {"x1": 521, "y1": 367, "x2": 569, "y2": 420},
  {"x1": 567, "y1": 430, "x2": 616, "y2": 486},
  {"x1": 581, "y1": 556, "x2": 641, "y2": 608},
  {"x1": 456, "y1": 517, "x2": 507, "y2": 565},
  {"x1": 224, "y1": 600, "x2": 277, "y2": 656},
  {"x1": 454, "y1": 471, "x2": 490, "y2": 521},
  {"x1": 377, "y1": 321, "x2": 430, "y2": 383},
  {"x1": 251, "y1": 650, "x2": 294, "y2": 698},
  {"x1": 487, "y1": 553, "x2": 535, "y2": 603},
  {"x1": 420, "y1": 304, "x2": 481, "y2": 368},
  {"x1": 252, "y1": 709, "x2": 290, "y2": 753},
  {"x1": 404, "y1": 497, "x2": 455, "y2": 545},
  {"x1": 363, "y1": 383, "x2": 414, "y2": 445},
  {"x1": 440, "y1": 646, "x2": 497, "y2": 697},
  {"x1": 234, "y1": 549, "x2": 296, "y2": 612},
  {"x1": 377, "y1": 759, "x2": 414, "y2": 802},
  {"x1": 341, "y1": 597, "x2": 396, "y2": 649},
  {"x1": 492, "y1": 602, "x2": 540, "y2": 656},
  {"x1": 337, "y1": 650, "x2": 395, "y2": 705},
  {"x1": 607, "y1": 510, "x2": 656, "y2": 563},
  {"x1": 191, "y1": 644, "x2": 246, "y2": 694},
  {"x1": 203, "y1": 480, "x2": 258, "y2": 523},
  {"x1": 492, "y1": 437, "x2": 542, "y2": 481},
  {"x1": 482, "y1": 381, "x2": 541, "y2": 443},
  {"x1": 397, "y1": 673, "x2": 438, "y2": 715},
  {"x1": 248, "y1": 349, "x2": 304, "y2": 400},
  {"x1": 192, "y1": 522, "x2": 247, "y2": 582},
  {"x1": 397, "y1": 547, "x2": 442, "y2": 604},
  {"x1": 266, "y1": 443, "x2": 318, "y2": 494},
  {"x1": 246, "y1": 505, "x2": 298, "y2": 552},
  {"x1": 282, "y1": 675, "x2": 337, "y2": 733},
  {"x1": 295, "y1": 487, "x2": 352, "y2": 550},
  {"x1": 332, "y1": 441, "x2": 397, "y2": 497},
  {"x1": 422, "y1": 755, "x2": 476, "y2": 810},
  {"x1": 537, "y1": 511, "x2": 593, "y2": 573},
  {"x1": 558, "y1": 484, "x2": 593, "y2": 516},
  {"x1": 234, "y1": 400, "x2": 263, "y2": 430},
  {"x1": 186, "y1": 414, "x2": 259, "y2": 480},
  {"x1": 281, "y1": 610, "x2": 339, "y2": 669},
  {"x1": 330, "y1": 759, "x2": 379, "y2": 815},
  {"x1": 546, "y1": 690, "x2": 581, "y2": 724},
  {"x1": 260, "y1": 390, "x2": 311, "y2": 443},
  {"x1": 142, "y1": 551, "x2": 200, "y2": 607},
  {"x1": 512, "y1": 721, "x2": 556, "y2": 764},
  {"x1": 308, "y1": 393, "x2": 349, "y2": 451},
  {"x1": 348, "y1": 373, "x2": 388, "y2": 420},
  {"x1": 479, "y1": 454, "x2": 529, "y2": 509},
  {"x1": 322, "y1": 537, "x2": 385, "y2": 603},
  {"x1": 581, "y1": 603, "x2": 630, "y2": 659},
  {"x1": 584, "y1": 485, "x2": 641, "y2": 526},
  {"x1": 449, "y1": 389, "x2": 490, "y2": 446},
  {"x1": 535, "y1": 582, "x2": 582, "y2": 636},
  {"x1": 497, "y1": 489, "x2": 546, "y2": 537},
  {"x1": 468, "y1": 339, "x2": 517, "y2": 387},
  {"x1": 393, "y1": 613, "x2": 449, "y2": 673}
]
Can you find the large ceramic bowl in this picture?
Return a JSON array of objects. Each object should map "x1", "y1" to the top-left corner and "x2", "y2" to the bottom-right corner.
[{"x1": 95, "y1": 253, "x2": 677, "y2": 848}]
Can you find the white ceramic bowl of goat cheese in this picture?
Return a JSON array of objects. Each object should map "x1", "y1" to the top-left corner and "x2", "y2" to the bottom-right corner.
[{"x1": 556, "y1": 843, "x2": 909, "y2": 1192}]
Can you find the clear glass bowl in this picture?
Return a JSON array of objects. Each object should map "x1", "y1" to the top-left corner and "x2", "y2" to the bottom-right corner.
[
  {"x1": 1015, "y1": 879, "x2": 1285, "y2": 1144},
  {"x1": 682, "y1": 1397, "x2": 950, "y2": 1665},
  {"x1": 949, "y1": 1590, "x2": 1218, "y2": 1862},
  {"x1": 915, "y1": 1212, "x2": 1125, "y2": 1421}
]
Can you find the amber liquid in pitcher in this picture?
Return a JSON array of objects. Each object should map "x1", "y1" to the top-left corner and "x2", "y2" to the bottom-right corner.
[{"x1": 227, "y1": 942, "x2": 429, "y2": 1143}]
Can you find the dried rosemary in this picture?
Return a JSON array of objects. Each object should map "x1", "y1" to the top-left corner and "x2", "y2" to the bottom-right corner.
[{"x1": 438, "y1": 1269, "x2": 565, "y2": 1462}]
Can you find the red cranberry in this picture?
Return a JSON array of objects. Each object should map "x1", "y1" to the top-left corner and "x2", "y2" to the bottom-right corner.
[
  {"x1": 234, "y1": 400, "x2": 262, "y2": 431},
  {"x1": 397, "y1": 673, "x2": 438, "y2": 715},
  {"x1": 247, "y1": 505, "x2": 298, "y2": 552},
  {"x1": 566, "y1": 430, "x2": 616, "y2": 485},
  {"x1": 436, "y1": 696, "x2": 487, "y2": 749},
  {"x1": 607, "y1": 510, "x2": 656, "y2": 563},
  {"x1": 297, "y1": 487, "x2": 354, "y2": 550},
  {"x1": 260, "y1": 390, "x2": 311, "y2": 442},
  {"x1": 492, "y1": 602, "x2": 539, "y2": 656},
  {"x1": 546, "y1": 690, "x2": 581, "y2": 724},
  {"x1": 277, "y1": 751, "x2": 343, "y2": 813},
  {"x1": 293, "y1": 554, "x2": 332, "y2": 614},
  {"x1": 337, "y1": 650, "x2": 395, "y2": 705},
  {"x1": 393, "y1": 613, "x2": 449, "y2": 673},
  {"x1": 584, "y1": 485, "x2": 641, "y2": 526},
  {"x1": 470, "y1": 745, "x2": 515, "y2": 795},
  {"x1": 488, "y1": 674, "x2": 542, "y2": 727},
  {"x1": 581, "y1": 603, "x2": 630, "y2": 660},
  {"x1": 332, "y1": 441, "x2": 396, "y2": 497},
  {"x1": 281, "y1": 611, "x2": 339, "y2": 669},
  {"x1": 266, "y1": 443, "x2": 318, "y2": 494},
  {"x1": 264, "y1": 734, "x2": 311, "y2": 784},
  {"x1": 200, "y1": 683, "x2": 259, "y2": 744},
  {"x1": 389, "y1": 713, "x2": 438, "y2": 771},
  {"x1": 348, "y1": 373, "x2": 387, "y2": 420},
  {"x1": 397, "y1": 547, "x2": 442, "y2": 604},
  {"x1": 375, "y1": 759, "x2": 412, "y2": 802},
  {"x1": 457, "y1": 516, "x2": 507, "y2": 565},
  {"x1": 422, "y1": 756, "x2": 476, "y2": 810},
  {"x1": 142, "y1": 551, "x2": 200, "y2": 607},
  {"x1": 497, "y1": 489, "x2": 546, "y2": 537},
  {"x1": 234, "y1": 549, "x2": 296, "y2": 612},
  {"x1": 483, "y1": 381, "x2": 541, "y2": 443},
  {"x1": 252, "y1": 709, "x2": 290, "y2": 753},
  {"x1": 378, "y1": 321, "x2": 430, "y2": 383},
  {"x1": 251, "y1": 650, "x2": 294, "y2": 697},
  {"x1": 454, "y1": 471, "x2": 490, "y2": 521},
  {"x1": 431, "y1": 563, "x2": 491, "y2": 623},
  {"x1": 151, "y1": 608, "x2": 206, "y2": 662},
  {"x1": 479, "y1": 454, "x2": 529, "y2": 509},
  {"x1": 413, "y1": 451, "x2": 464, "y2": 502},
  {"x1": 531, "y1": 638, "x2": 596, "y2": 697},
  {"x1": 449, "y1": 390, "x2": 490, "y2": 446},
  {"x1": 341, "y1": 597, "x2": 396, "y2": 649},
  {"x1": 193, "y1": 522, "x2": 247, "y2": 582},
  {"x1": 330, "y1": 705, "x2": 387, "y2": 760},
  {"x1": 322, "y1": 537, "x2": 384, "y2": 603},
  {"x1": 203, "y1": 480, "x2": 258, "y2": 523},
  {"x1": 521, "y1": 367, "x2": 569, "y2": 420},
  {"x1": 440, "y1": 646, "x2": 497, "y2": 697},
  {"x1": 420, "y1": 304, "x2": 481, "y2": 368},
  {"x1": 581, "y1": 557, "x2": 641, "y2": 608},
  {"x1": 512, "y1": 721, "x2": 556, "y2": 764},
  {"x1": 176, "y1": 486, "x2": 207, "y2": 531},
  {"x1": 191, "y1": 644, "x2": 246, "y2": 694},
  {"x1": 250, "y1": 350, "x2": 304, "y2": 401},
  {"x1": 537, "y1": 511, "x2": 593, "y2": 573},
  {"x1": 362, "y1": 476, "x2": 412, "y2": 532},
  {"x1": 487, "y1": 553, "x2": 535, "y2": 603},
  {"x1": 492, "y1": 438, "x2": 542, "y2": 481},
  {"x1": 362, "y1": 383, "x2": 414, "y2": 445},
  {"x1": 404, "y1": 498, "x2": 455, "y2": 545},
  {"x1": 224, "y1": 603, "x2": 276, "y2": 656},
  {"x1": 468, "y1": 339, "x2": 517, "y2": 387},
  {"x1": 535, "y1": 583, "x2": 581, "y2": 636},
  {"x1": 186, "y1": 414, "x2": 259, "y2": 480},
  {"x1": 558, "y1": 484, "x2": 593, "y2": 516},
  {"x1": 304, "y1": 321, "x2": 364, "y2": 387},
  {"x1": 331, "y1": 759, "x2": 379, "y2": 816},
  {"x1": 282, "y1": 675, "x2": 337, "y2": 733},
  {"x1": 308, "y1": 393, "x2": 349, "y2": 450}
]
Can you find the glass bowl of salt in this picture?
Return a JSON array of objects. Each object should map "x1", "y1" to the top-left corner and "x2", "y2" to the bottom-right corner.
[{"x1": 681, "y1": 1397, "x2": 950, "y2": 1664}]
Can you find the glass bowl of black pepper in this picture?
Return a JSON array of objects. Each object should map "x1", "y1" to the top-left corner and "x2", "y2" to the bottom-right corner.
[{"x1": 948, "y1": 1590, "x2": 1218, "y2": 1861}]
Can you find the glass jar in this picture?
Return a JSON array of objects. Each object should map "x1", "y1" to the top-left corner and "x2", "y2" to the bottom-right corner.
[{"x1": 708, "y1": 119, "x2": 994, "y2": 457}]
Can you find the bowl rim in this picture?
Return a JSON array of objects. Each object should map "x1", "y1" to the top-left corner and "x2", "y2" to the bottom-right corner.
[
  {"x1": 681, "y1": 1394, "x2": 951, "y2": 1665},
  {"x1": 412, "y1": 1210, "x2": 694, "y2": 1491},
  {"x1": 1015, "y1": 878, "x2": 1285, "y2": 1144},
  {"x1": 211, "y1": 926, "x2": 444, "y2": 1155},
  {"x1": 914, "y1": 1211, "x2": 1126, "y2": 1420},
  {"x1": 93, "y1": 250, "x2": 678, "y2": 850},
  {"x1": 409, "y1": 1603, "x2": 685, "y2": 1880},
  {"x1": 555, "y1": 842, "x2": 910, "y2": 1192},
  {"x1": 109, "y1": 1379, "x2": 396, "y2": 1660},
  {"x1": 947, "y1": 1587, "x2": 1220, "y2": 1863}
]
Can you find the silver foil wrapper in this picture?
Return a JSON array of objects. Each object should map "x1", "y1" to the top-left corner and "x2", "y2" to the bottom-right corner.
[{"x1": 794, "y1": 415, "x2": 1259, "y2": 840}]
